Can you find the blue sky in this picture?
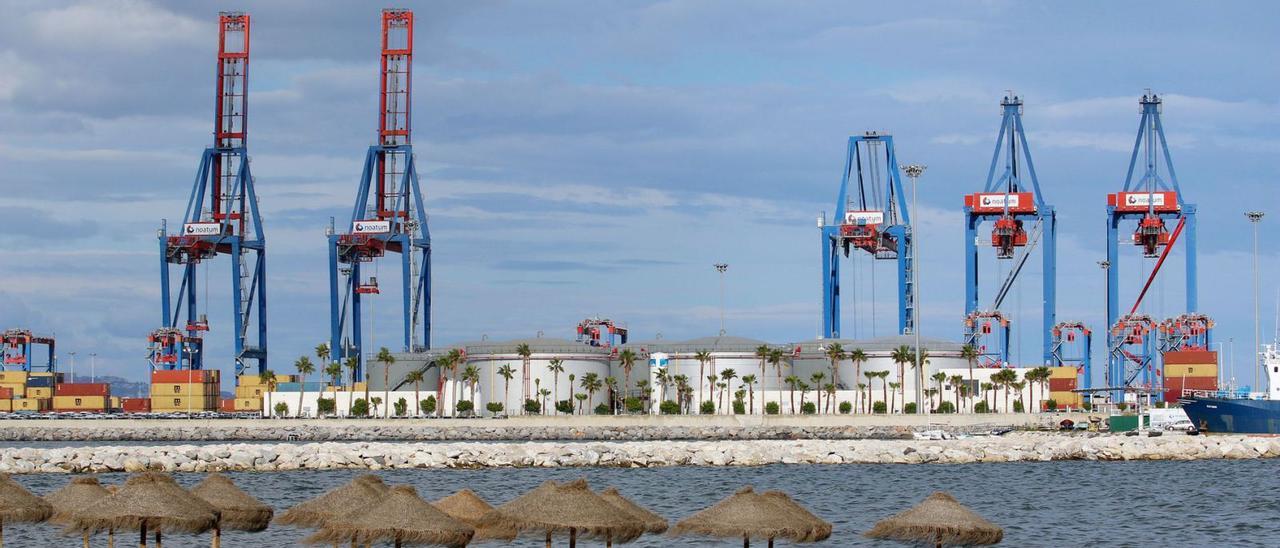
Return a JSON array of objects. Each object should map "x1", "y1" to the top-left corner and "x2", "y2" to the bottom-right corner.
[{"x1": 0, "y1": 0, "x2": 1276, "y2": 386}]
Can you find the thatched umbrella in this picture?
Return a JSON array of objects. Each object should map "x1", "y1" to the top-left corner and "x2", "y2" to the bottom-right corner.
[
  {"x1": 70, "y1": 472, "x2": 217, "y2": 548},
  {"x1": 672, "y1": 486, "x2": 819, "y2": 547},
  {"x1": 759, "y1": 490, "x2": 832, "y2": 542},
  {"x1": 432, "y1": 489, "x2": 516, "y2": 541},
  {"x1": 865, "y1": 492, "x2": 1003, "y2": 547},
  {"x1": 304, "y1": 485, "x2": 473, "y2": 547},
  {"x1": 598, "y1": 487, "x2": 667, "y2": 534},
  {"x1": 275, "y1": 474, "x2": 388, "y2": 529},
  {"x1": 476, "y1": 478, "x2": 646, "y2": 548},
  {"x1": 192, "y1": 473, "x2": 274, "y2": 548},
  {"x1": 0, "y1": 473, "x2": 53, "y2": 548},
  {"x1": 46, "y1": 476, "x2": 112, "y2": 548}
]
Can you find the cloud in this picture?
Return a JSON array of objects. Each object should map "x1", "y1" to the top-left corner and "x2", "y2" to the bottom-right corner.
[{"x1": 29, "y1": 0, "x2": 206, "y2": 53}]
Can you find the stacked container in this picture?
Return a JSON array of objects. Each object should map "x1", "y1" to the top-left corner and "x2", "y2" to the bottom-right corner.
[
  {"x1": 150, "y1": 369, "x2": 221, "y2": 412},
  {"x1": 1047, "y1": 366, "x2": 1082, "y2": 409},
  {"x1": 232, "y1": 373, "x2": 294, "y2": 412},
  {"x1": 53, "y1": 383, "x2": 111, "y2": 412},
  {"x1": 121, "y1": 397, "x2": 151, "y2": 413},
  {"x1": 1163, "y1": 350, "x2": 1218, "y2": 403}
]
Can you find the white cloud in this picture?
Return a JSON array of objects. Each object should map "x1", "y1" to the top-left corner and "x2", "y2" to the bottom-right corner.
[{"x1": 29, "y1": 0, "x2": 206, "y2": 53}]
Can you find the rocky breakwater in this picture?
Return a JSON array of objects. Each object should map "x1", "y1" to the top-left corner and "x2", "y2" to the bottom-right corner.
[{"x1": 3, "y1": 433, "x2": 1279, "y2": 474}]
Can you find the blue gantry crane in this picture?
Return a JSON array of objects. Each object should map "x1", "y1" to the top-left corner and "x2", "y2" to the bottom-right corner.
[
  {"x1": 1050, "y1": 321, "x2": 1092, "y2": 376},
  {"x1": 1105, "y1": 92, "x2": 1198, "y2": 397},
  {"x1": 327, "y1": 9, "x2": 432, "y2": 382},
  {"x1": 819, "y1": 132, "x2": 914, "y2": 338},
  {"x1": 963, "y1": 94, "x2": 1058, "y2": 368},
  {"x1": 154, "y1": 12, "x2": 266, "y2": 376}
]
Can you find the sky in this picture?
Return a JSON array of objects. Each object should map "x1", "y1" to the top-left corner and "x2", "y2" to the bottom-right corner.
[{"x1": 0, "y1": 0, "x2": 1276, "y2": 387}]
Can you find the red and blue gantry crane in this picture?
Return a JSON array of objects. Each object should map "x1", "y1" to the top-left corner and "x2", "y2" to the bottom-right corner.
[
  {"x1": 328, "y1": 9, "x2": 431, "y2": 382},
  {"x1": 1, "y1": 329, "x2": 56, "y2": 372},
  {"x1": 154, "y1": 12, "x2": 266, "y2": 376},
  {"x1": 1106, "y1": 92, "x2": 1200, "y2": 398},
  {"x1": 963, "y1": 94, "x2": 1058, "y2": 370},
  {"x1": 819, "y1": 132, "x2": 914, "y2": 339}
]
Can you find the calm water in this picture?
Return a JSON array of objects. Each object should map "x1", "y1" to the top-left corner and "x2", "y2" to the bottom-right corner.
[{"x1": 8, "y1": 459, "x2": 1279, "y2": 546}]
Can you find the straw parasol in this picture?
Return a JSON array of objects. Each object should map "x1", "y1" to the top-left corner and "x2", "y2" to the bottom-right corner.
[
  {"x1": 759, "y1": 490, "x2": 832, "y2": 542},
  {"x1": 672, "y1": 486, "x2": 817, "y2": 547},
  {"x1": 599, "y1": 487, "x2": 668, "y2": 534},
  {"x1": 865, "y1": 491, "x2": 1003, "y2": 547},
  {"x1": 432, "y1": 489, "x2": 516, "y2": 541},
  {"x1": 0, "y1": 473, "x2": 53, "y2": 548},
  {"x1": 70, "y1": 472, "x2": 217, "y2": 548},
  {"x1": 304, "y1": 485, "x2": 473, "y2": 547},
  {"x1": 192, "y1": 473, "x2": 274, "y2": 547},
  {"x1": 275, "y1": 474, "x2": 388, "y2": 529},
  {"x1": 45, "y1": 476, "x2": 112, "y2": 548},
  {"x1": 476, "y1": 478, "x2": 646, "y2": 548}
]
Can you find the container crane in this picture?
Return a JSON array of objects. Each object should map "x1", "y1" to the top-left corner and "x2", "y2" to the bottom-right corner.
[
  {"x1": 155, "y1": 12, "x2": 265, "y2": 376},
  {"x1": 819, "y1": 132, "x2": 914, "y2": 339},
  {"x1": 963, "y1": 94, "x2": 1058, "y2": 367},
  {"x1": 576, "y1": 318, "x2": 628, "y2": 348},
  {"x1": 1105, "y1": 92, "x2": 1199, "y2": 400},
  {"x1": 1050, "y1": 321, "x2": 1091, "y2": 376},
  {"x1": 0, "y1": 329, "x2": 56, "y2": 372},
  {"x1": 328, "y1": 9, "x2": 431, "y2": 382},
  {"x1": 962, "y1": 311, "x2": 1011, "y2": 367}
]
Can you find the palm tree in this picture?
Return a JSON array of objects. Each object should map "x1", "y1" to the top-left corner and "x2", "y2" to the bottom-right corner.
[
  {"x1": 810, "y1": 372, "x2": 826, "y2": 414},
  {"x1": 981, "y1": 381, "x2": 994, "y2": 412},
  {"x1": 538, "y1": 388, "x2": 551, "y2": 413},
  {"x1": 960, "y1": 344, "x2": 979, "y2": 412},
  {"x1": 516, "y1": 343, "x2": 532, "y2": 408},
  {"x1": 890, "y1": 345, "x2": 912, "y2": 414},
  {"x1": 618, "y1": 349, "x2": 638, "y2": 404},
  {"x1": 824, "y1": 383, "x2": 836, "y2": 413},
  {"x1": 910, "y1": 348, "x2": 931, "y2": 411},
  {"x1": 949, "y1": 375, "x2": 965, "y2": 411},
  {"x1": 767, "y1": 348, "x2": 786, "y2": 413},
  {"x1": 375, "y1": 347, "x2": 395, "y2": 418},
  {"x1": 442, "y1": 348, "x2": 463, "y2": 417},
  {"x1": 581, "y1": 372, "x2": 601, "y2": 411},
  {"x1": 848, "y1": 348, "x2": 868, "y2": 412},
  {"x1": 1027, "y1": 366, "x2": 1051, "y2": 412},
  {"x1": 655, "y1": 368, "x2": 670, "y2": 405},
  {"x1": 888, "y1": 381, "x2": 900, "y2": 413},
  {"x1": 343, "y1": 356, "x2": 359, "y2": 416},
  {"x1": 324, "y1": 361, "x2": 342, "y2": 416},
  {"x1": 856, "y1": 383, "x2": 868, "y2": 413},
  {"x1": 754, "y1": 344, "x2": 770, "y2": 415},
  {"x1": 547, "y1": 358, "x2": 565, "y2": 415},
  {"x1": 740, "y1": 374, "x2": 756, "y2": 413},
  {"x1": 993, "y1": 369, "x2": 1018, "y2": 413},
  {"x1": 405, "y1": 369, "x2": 425, "y2": 417},
  {"x1": 797, "y1": 381, "x2": 810, "y2": 410},
  {"x1": 462, "y1": 364, "x2": 480, "y2": 413},
  {"x1": 706, "y1": 374, "x2": 719, "y2": 410},
  {"x1": 1011, "y1": 380, "x2": 1026, "y2": 413},
  {"x1": 694, "y1": 350, "x2": 712, "y2": 406},
  {"x1": 604, "y1": 376, "x2": 619, "y2": 413},
  {"x1": 720, "y1": 369, "x2": 737, "y2": 411},
  {"x1": 314, "y1": 343, "x2": 330, "y2": 415},
  {"x1": 672, "y1": 374, "x2": 690, "y2": 413},
  {"x1": 930, "y1": 371, "x2": 947, "y2": 411},
  {"x1": 567, "y1": 374, "x2": 576, "y2": 414},
  {"x1": 258, "y1": 369, "x2": 277, "y2": 417},
  {"x1": 497, "y1": 364, "x2": 515, "y2": 415},
  {"x1": 824, "y1": 343, "x2": 845, "y2": 390},
  {"x1": 864, "y1": 370, "x2": 877, "y2": 413},
  {"x1": 294, "y1": 356, "x2": 315, "y2": 418},
  {"x1": 784, "y1": 375, "x2": 800, "y2": 414}
]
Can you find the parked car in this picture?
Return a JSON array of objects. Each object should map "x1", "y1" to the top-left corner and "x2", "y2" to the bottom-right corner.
[{"x1": 1163, "y1": 419, "x2": 1196, "y2": 433}]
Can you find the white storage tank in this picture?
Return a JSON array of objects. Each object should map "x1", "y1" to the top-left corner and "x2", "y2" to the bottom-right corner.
[{"x1": 459, "y1": 337, "x2": 612, "y2": 414}]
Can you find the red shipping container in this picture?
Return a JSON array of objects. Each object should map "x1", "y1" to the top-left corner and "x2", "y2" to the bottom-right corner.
[
  {"x1": 55, "y1": 383, "x2": 110, "y2": 397},
  {"x1": 1163, "y1": 350, "x2": 1217, "y2": 365},
  {"x1": 219, "y1": 398, "x2": 235, "y2": 412},
  {"x1": 0, "y1": 387, "x2": 11, "y2": 399},
  {"x1": 1048, "y1": 378, "x2": 1077, "y2": 392},
  {"x1": 1164, "y1": 376, "x2": 1217, "y2": 391},
  {"x1": 150, "y1": 370, "x2": 218, "y2": 384},
  {"x1": 121, "y1": 398, "x2": 152, "y2": 413}
]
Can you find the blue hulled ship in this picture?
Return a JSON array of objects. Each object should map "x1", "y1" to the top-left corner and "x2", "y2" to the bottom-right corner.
[{"x1": 1182, "y1": 344, "x2": 1280, "y2": 434}]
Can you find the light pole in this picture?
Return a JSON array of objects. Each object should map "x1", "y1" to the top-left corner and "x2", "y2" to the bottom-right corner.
[
  {"x1": 714, "y1": 263, "x2": 729, "y2": 336},
  {"x1": 68, "y1": 351, "x2": 76, "y2": 383},
  {"x1": 1247, "y1": 211, "x2": 1265, "y2": 389},
  {"x1": 89, "y1": 353, "x2": 97, "y2": 383},
  {"x1": 1097, "y1": 259, "x2": 1111, "y2": 398},
  {"x1": 902, "y1": 163, "x2": 926, "y2": 414}
]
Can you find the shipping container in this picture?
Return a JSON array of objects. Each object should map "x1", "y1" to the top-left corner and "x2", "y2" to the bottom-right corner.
[
  {"x1": 151, "y1": 369, "x2": 220, "y2": 384},
  {"x1": 55, "y1": 383, "x2": 110, "y2": 397},
  {"x1": 233, "y1": 398, "x2": 263, "y2": 411},
  {"x1": 24, "y1": 387, "x2": 52, "y2": 399},
  {"x1": 219, "y1": 398, "x2": 236, "y2": 412},
  {"x1": 1048, "y1": 366, "x2": 1079, "y2": 379},
  {"x1": 52, "y1": 395, "x2": 108, "y2": 412},
  {"x1": 273, "y1": 382, "x2": 327, "y2": 392},
  {"x1": 1163, "y1": 350, "x2": 1217, "y2": 365},
  {"x1": 1048, "y1": 378, "x2": 1077, "y2": 392},
  {"x1": 150, "y1": 382, "x2": 221, "y2": 397},
  {"x1": 238, "y1": 374, "x2": 293, "y2": 386},
  {"x1": 0, "y1": 371, "x2": 29, "y2": 384},
  {"x1": 149, "y1": 395, "x2": 218, "y2": 411},
  {"x1": 1164, "y1": 376, "x2": 1217, "y2": 391},
  {"x1": 1048, "y1": 391, "x2": 1081, "y2": 407},
  {"x1": 1165, "y1": 364, "x2": 1217, "y2": 378},
  {"x1": 235, "y1": 385, "x2": 264, "y2": 398},
  {"x1": 0, "y1": 400, "x2": 10, "y2": 412},
  {"x1": 24, "y1": 376, "x2": 53, "y2": 388},
  {"x1": 0, "y1": 386, "x2": 11, "y2": 399},
  {"x1": 109, "y1": 396, "x2": 120, "y2": 411},
  {"x1": 121, "y1": 398, "x2": 151, "y2": 413},
  {"x1": 13, "y1": 398, "x2": 50, "y2": 412}
]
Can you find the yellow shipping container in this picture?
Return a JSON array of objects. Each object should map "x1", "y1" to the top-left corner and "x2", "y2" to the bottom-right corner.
[
  {"x1": 0, "y1": 382, "x2": 25, "y2": 395},
  {"x1": 150, "y1": 382, "x2": 221, "y2": 397},
  {"x1": 1049, "y1": 391, "x2": 1081, "y2": 407},
  {"x1": 353, "y1": 382, "x2": 368, "y2": 393},
  {"x1": 1049, "y1": 366, "x2": 1079, "y2": 379},
  {"x1": 234, "y1": 397, "x2": 263, "y2": 411},
  {"x1": 238, "y1": 374, "x2": 293, "y2": 386},
  {"x1": 0, "y1": 400, "x2": 10, "y2": 412},
  {"x1": 150, "y1": 395, "x2": 218, "y2": 411},
  {"x1": 52, "y1": 395, "x2": 108, "y2": 411},
  {"x1": 109, "y1": 396, "x2": 121, "y2": 410},
  {"x1": 1165, "y1": 363, "x2": 1218, "y2": 378},
  {"x1": 13, "y1": 398, "x2": 50, "y2": 412},
  {"x1": 235, "y1": 385, "x2": 264, "y2": 398},
  {"x1": 0, "y1": 371, "x2": 29, "y2": 384},
  {"x1": 25, "y1": 387, "x2": 53, "y2": 399}
]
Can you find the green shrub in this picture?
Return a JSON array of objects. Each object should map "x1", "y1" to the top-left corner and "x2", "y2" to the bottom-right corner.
[
  {"x1": 555, "y1": 400, "x2": 574, "y2": 414},
  {"x1": 393, "y1": 398, "x2": 408, "y2": 417},
  {"x1": 1045, "y1": 399, "x2": 1058, "y2": 411},
  {"x1": 839, "y1": 401, "x2": 852, "y2": 414},
  {"x1": 273, "y1": 401, "x2": 289, "y2": 417},
  {"x1": 732, "y1": 400, "x2": 746, "y2": 415},
  {"x1": 974, "y1": 400, "x2": 990, "y2": 413},
  {"x1": 800, "y1": 402, "x2": 817, "y2": 415},
  {"x1": 1117, "y1": 402, "x2": 1128, "y2": 411},
  {"x1": 594, "y1": 403, "x2": 610, "y2": 415},
  {"x1": 351, "y1": 399, "x2": 369, "y2": 417},
  {"x1": 659, "y1": 400, "x2": 681, "y2": 415},
  {"x1": 936, "y1": 401, "x2": 956, "y2": 414},
  {"x1": 524, "y1": 399, "x2": 541, "y2": 414},
  {"x1": 419, "y1": 396, "x2": 436, "y2": 415},
  {"x1": 1155, "y1": 401, "x2": 1166, "y2": 409},
  {"x1": 904, "y1": 402, "x2": 918, "y2": 414},
  {"x1": 700, "y1": 400, "x2": 716, "y2": 415},
  {"x1": 1012, "y1": 400, "x2": 1024, "y2": 413},
  {"x1": 317, "y1": 398, "x2": 336, "y2": 414},
  {"x1": 765, "y1": 402, "x2": 780, "y2": 415},
  {"x1": 873, "y1": 401, "x2": 887, "y2": 414},
  {"x1": 1082, "y1": 402, "x2": 1092, "y2": 411},
  {"x1": 456, "y1": 400, "x2": 474, "y2": 415},
  {"x1": 624, "y1": 397, "x2": 644, "y2": 414},
  {"x1": 486, "y1": 402, "x2": 504, "y2": 415}
]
